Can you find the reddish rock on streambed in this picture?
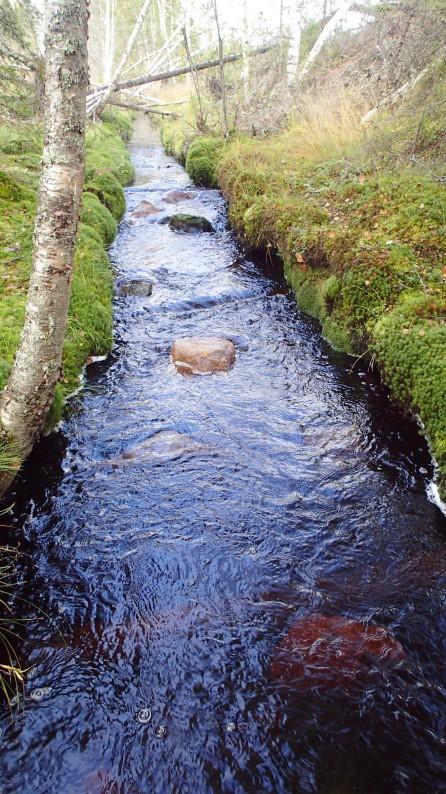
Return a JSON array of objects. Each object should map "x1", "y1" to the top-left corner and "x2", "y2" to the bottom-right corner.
[
  {"x1": 164, "y1": 189, "x2": 195, "y2": 203},
  {"x1": 171, "y1": 336, "x2": 236, "y2": 375},
  {"x1": 270, "y1": 614, "x2": 405, "y2": 692},
  {"x1": 132, "y1": 199, "x2": 162, "y2": 217}
]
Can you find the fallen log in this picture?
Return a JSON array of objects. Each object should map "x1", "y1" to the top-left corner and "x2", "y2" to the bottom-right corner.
[
  {"x1": 106, "y1": 98, "x2": 178, "y2": 117},
  {"x1": 90, "y1": 44, "x2": 274, "y2": 95}
]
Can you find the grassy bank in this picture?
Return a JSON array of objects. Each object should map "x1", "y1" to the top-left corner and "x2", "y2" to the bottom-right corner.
[
  {"x1": 160, "y1": 101, "x2": 446, "y2": 501},
  {"x1": 0, "y1": 110, "x2": 134, "y2": 434}
]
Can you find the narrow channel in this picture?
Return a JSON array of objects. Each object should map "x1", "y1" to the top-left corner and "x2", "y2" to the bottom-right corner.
[{"x1": 1, "y1": 118, "x2": 445, "y2": 794}]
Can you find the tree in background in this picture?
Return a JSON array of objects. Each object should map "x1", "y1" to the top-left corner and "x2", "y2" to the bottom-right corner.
[
  {"x1": 0, "y1": 0, "x2": 43, "y2": 120},
  {"x1": 0, "y1": 0, "x2": 89, "y2": 495}
]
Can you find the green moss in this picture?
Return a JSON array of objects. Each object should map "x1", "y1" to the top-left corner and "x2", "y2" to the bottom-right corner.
[
  {"x1": 85, "y1": 121, "x2": 135, "y2": 186},
  {"x1": 0, "y1": 114, "x2": 134, "y2": 443},
  {"x1": 80, "y1": 192, "x2": 117, "y2": 246},
  {"x1": 161, "y1": 120, "x2": 189, "y2": 164},
  {"x1": 84, "y1": 172, "x2": 126, "y2": 221},
  {"x1": 218, "y1": 132, "x2": 446, "y2": 499},
  {"x1": 186, "y1": 137, "x2": 225, "y2": 188}
]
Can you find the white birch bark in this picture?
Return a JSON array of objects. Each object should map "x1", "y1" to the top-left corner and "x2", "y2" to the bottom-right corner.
[
  {"x1": 298, "y1": 0, "x2": 352, "y2": 81},
  {"x1": 91, "y1": 0, "x2": 152, "y2": 114},
  {"x1": 0, "y1": 0, "x2": 89, "y2": 491},
  {"x1": 241, "y1": 0, "x2": 249, "y2": 100},
  {"x1": 286, "y1": 1, "x2": 302, "y2": 88},
  {"x1": 103, "y1": 0, "x2": 116, "y2": 84}
]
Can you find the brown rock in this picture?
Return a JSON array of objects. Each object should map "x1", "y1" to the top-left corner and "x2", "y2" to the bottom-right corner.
[
  {"x1": 171, "y1": 337, "x2": 236, "y2": 375},
  {"x1": 164, "y1": 189, "x2": 195, "y2": 203},
  {"x1": 133, "y1": 199, "x2": 161, "y2": 217},
  {"x1": 270, "y1": 613, "x2": 405, "y2": 692}
]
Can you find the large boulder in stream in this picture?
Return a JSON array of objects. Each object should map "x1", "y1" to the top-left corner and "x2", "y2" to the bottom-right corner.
[
  {"x1": 117, "y1": 279, "x2": 153, "y2": 297},
  {"x1": 270, "y1": 614, "x2": 405, "y2": 692},
  {"x1": 171, "y1": 337, "x2": 236, "y2": 375},
  {"x1": 132, "y1": 199, "x2": 162, "y2": 217},
  {"x1": 168, "y1": 213, "x2": 214, "y2": 234}
]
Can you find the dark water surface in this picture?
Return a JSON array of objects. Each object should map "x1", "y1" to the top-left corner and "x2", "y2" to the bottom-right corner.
[{"x1": 1, "y1": 121, "x2": 446, "y2": 793}]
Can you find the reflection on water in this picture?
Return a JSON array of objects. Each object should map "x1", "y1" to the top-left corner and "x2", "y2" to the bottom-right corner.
[{"x1": 0, "y1": 119, "x2": 445, "y2": 794}]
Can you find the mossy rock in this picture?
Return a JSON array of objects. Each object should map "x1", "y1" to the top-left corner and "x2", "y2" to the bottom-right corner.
[
  {"x1": 168, "y1": 214, "x2": 214, "y2": 234},
  {"x1": 186, "y1": 137, "x2": 225, "y2": 188},
  {"x1": 117, "y1": 279, "x2": 153, "y2": 297},
  {"x1": 84, "y1": 172, "x2": 126, "y2": 221}
]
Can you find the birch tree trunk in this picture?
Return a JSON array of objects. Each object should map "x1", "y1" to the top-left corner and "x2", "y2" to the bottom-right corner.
[
  {"x1": 0, "y1": 0, "x2": 89, "y2": 494},
  {"x1": 287, "y1": 1, "x2": 302, "y2": 89},
  {"x1": 298, "y1": 0, "x2": 352, "y2": 81},
  {"x1": 241, "y1": 0, "x2": 249, "y2": 101},
  {"x1": 91, "y1": 0, "x2": 152, "y2": 115},
  {"x1": 103, "y1": 0, "x2": 116, "y2": 83}
]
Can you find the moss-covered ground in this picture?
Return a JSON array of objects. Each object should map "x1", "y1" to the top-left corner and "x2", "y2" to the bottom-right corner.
[
  {"x1": 0, "y1": 110, "x2": 134, "y2": 437},
  {"x1": 160, "y1": 89, "x2": 446, "y2": 501}
]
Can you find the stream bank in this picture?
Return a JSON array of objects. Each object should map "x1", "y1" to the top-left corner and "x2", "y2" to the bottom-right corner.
[
  {"x1": 0, "y1": 117, "x2": 445, "y2": 794},
  {"x1": 0, "y1": 110, "x2": 134, "y2": 460},
  {"x1": 159, "y1": 117, "x2": 446, "y2": 506}
]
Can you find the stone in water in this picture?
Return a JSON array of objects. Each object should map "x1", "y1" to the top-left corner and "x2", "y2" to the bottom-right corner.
[
  {"x1": 168, "y1": 214, "x2": 213, "y2": 234},
  {"x1": 117, "y1": 279, "x2": 153, "y2": 297},
  {"x1": 133, "y1": 200, "x2": 161, "y2": 217},
  {"x1": 171, "y1": 337, "x2": 236, "y2": 375},
  {"x1": 114, "y1": 430, "x2": 203, "y2": 465},
  {"x1": 270, "y1": 613, "x2": 405, "y2": 692}
]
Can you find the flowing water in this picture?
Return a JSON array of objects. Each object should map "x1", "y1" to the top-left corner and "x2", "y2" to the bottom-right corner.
[{"x1": 1, "y1": 119, "x2": 446, "y2": 793}]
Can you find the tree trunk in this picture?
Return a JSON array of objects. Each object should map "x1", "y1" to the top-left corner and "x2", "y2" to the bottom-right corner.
[
  {"x1": 298, "y1": 0, "x2": 352, "y2": 82},
  {"x1": 90, "y1": 0, "x2": 152, "y2": 115},
  {"x1": 103, "y1": 0, "x2": 116, "y2": 84},
  {"x1": 287, "y1": 1, "x2": 302, "y2": 89},
  {"x1": 212, "y1": 0, "x2": 229, "y2": 136},
  {"x1": 241, "y1": 0, "x2": 249, "y2": 101},
  {"x1": 101, "y1": 44, "x2": 274, "y2": 93},
  {"x1": 0, "y1": 0, "x2": 89, "y2": 494}
]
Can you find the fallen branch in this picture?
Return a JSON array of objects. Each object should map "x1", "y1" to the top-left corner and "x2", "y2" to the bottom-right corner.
[
  {"x1": 106, "y1": 98, "x2": 178, "y2": 117},
  {"x1": 361, "y1": 67, "x2": 429, "y2": 124},
  {"x1": 89, "y1": 0, "x2": 152, "y2": 116},
  {"x1": 91, "y1": 44, "x2": 275, "y2": 94}
]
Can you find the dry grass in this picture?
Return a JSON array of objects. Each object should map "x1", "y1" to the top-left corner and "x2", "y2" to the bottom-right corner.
[{"x1": 286, "y1": 86, "x2": 371, "y2": 163}]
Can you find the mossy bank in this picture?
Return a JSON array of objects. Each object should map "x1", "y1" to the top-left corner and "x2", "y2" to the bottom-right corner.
[
  {"x1": 0, "y1": 110, "x2": 134, "y2": 441},
  {"x1": 160, "y1": 118, "x2": 446, "y2": 503}
]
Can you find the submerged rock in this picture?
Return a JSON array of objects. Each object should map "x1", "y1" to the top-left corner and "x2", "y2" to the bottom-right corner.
[
  {"x1": 132, "y1": 199, "x2": 162, "y2": 217},
  {"x1": 113, "y1": 430, "x2": 203, "y2": 464},
  {"x1": 117, "y1": 279, "x2": 153, "y2": 297},
  {"x1": 270, "y1": 613, "x2": 405, "y2": 691},
  {"x1": 168, "y1": 214, "x2": 214, "y2": 234},
  {"x1": 164, "y1": 189, "x2": 195, "y2": 203},
  {"x1": 171, "y1": 337, "x2": 236, "y2": 375}
]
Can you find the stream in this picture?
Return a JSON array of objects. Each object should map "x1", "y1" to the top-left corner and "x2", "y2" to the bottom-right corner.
[{"x1": 1, "y1": 119, "x2": 446, "y2": 793}]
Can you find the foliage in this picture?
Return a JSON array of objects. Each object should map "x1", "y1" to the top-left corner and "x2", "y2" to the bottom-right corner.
[{"x1": 0, "y1": 0, "x2": 42, "y2": 122}]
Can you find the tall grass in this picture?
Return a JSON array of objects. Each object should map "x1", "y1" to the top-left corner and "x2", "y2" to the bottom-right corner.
[
  {"x1": 0, "y1": 543, "x2": 26, "y2": 709},
  {"x1": 286, "y1": 87, "x2": 371, "y2": 163}
]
